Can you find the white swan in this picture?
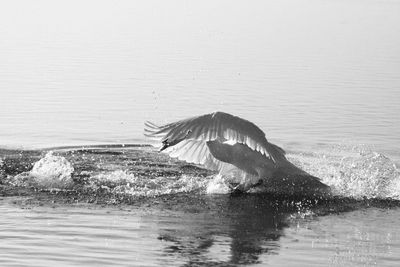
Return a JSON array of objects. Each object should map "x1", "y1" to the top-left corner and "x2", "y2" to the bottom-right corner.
[{"x1": 144, "y1": 111, "x2": 330, "y2": 195}]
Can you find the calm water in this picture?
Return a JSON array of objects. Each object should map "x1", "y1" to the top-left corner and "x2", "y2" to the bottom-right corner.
[
  {"x1": 1, "y1": 0, "x2": 400, "y2": 266},
  {"x1": 1, "y1": 196, "x2": 400, "y2": 267}
]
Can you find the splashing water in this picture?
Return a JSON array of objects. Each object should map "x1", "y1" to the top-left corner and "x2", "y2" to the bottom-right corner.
[
  {"x1": 288, "y1": 145, "x2": 400, "y2": 200},
  {"x1": 2, "y1": 144, "x2": 399, "y2": 202},
  {"x1": 14, "y1": 151, "x2": 74, "y2": 189},
  {"x1": 206, "y1": 174, "x2": 231, "y2": 194},
  {"x1": 0, "y1": 158, "x2": 4, "y2": 178},
  {"x1": 86, "y1": 170, "x2": 211, "y2": 198}
]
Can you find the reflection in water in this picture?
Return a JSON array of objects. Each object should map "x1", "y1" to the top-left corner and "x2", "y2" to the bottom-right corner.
[
  {"x1": 155, "y1": 194, "x2": 294, "y2": 266},
  {"x1": 153, "y1": 194, "x2": 400, "y2": 266}
]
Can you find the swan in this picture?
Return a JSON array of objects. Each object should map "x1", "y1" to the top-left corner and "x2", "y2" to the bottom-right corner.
[{"x1": 144, "y1": 111, "x2": 330, "y2": 196}]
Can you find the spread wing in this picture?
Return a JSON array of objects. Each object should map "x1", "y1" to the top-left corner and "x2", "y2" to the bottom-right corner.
[{"x1": 144, "y1": 111, "x2": 286, "y2": 171}]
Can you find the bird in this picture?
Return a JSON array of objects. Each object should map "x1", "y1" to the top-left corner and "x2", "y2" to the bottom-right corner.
[{"x1": 144, "y1": 111, "x2": 330, "y2": 196}]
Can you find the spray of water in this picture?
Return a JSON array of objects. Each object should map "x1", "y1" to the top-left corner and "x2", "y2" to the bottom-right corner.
[
  {"x1": 5, "y1": 145, "x2": 399, "y2": 201},
  {"x1": 288, "y1": 145, "x2": 400, "y2": 200},
  {"x1": 14, "y1": 151, "x2": 74, "y2": 189},
  {"x1": 86, "y1": 170, "x2": 210, "y2": 197}
]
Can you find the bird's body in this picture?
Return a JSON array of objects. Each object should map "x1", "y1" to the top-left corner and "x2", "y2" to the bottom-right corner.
[{"x1": 144, "y1": 111, "x2": 330, "y2": 196}]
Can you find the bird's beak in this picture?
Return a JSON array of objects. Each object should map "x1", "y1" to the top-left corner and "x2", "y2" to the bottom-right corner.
[{"x1": 159, "y1": 141, "x2": 169, "y2": 151}]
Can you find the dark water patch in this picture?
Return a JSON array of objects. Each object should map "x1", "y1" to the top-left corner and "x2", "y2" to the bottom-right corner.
[
  {"x1": 1, "y1": 145, "x2": 400, "y2": 216},
  {"x1": 0, "y1": 149, "x2": 42, "y2": 176},
  {"x1": 2, "y1": 183, "x2": 400, "y2": 217},
  {"x1": 43, "y1": 143, "x2": 150, "y2": 151},
  {"x1": 73, "y1": 149, "x2": 125, "y2": 156}
]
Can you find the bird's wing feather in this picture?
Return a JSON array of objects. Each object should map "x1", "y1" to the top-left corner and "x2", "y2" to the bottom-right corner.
[
  {"x1": 163, "y1": 139, "x2": 227, "y2": 171},
  {"x1": 144, "y1": 111, "x2": 286, "y2": 164}
]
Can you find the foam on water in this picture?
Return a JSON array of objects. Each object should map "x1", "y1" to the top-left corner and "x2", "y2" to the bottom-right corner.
[
  {"x1": 288, "y1": 145, "x2": 400, "y2": 200},
  {"x1": 0, "y1": 158, "x2": 4, "y2": 177},
  {"x1": 206, "y1": 174, "x2": 231, "y2": 194},
  {"x1": 86, "y1": 170, "x2": 210, "y2": 197},
  {"x1": 14, "y1": 151, "x2": 74, "y2": 189}
]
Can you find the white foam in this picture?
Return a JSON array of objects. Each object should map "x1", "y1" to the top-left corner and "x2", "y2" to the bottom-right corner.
[
  {"x1": 26, "y1": 151, "x2": 74, "y2": 189},
  {"x1": 0, "y1": 158, "x2": 4, "y2": 178},
  {"x1": 92, "y1": 170, "x2": 137, "y2": 184},
  {"x1": 288, "y1": 145, "x2": 400, "y2": 200},
  {"x1": 206, "y1": 174, "x2": 231, "y2": 194},
  {"x1": 88, "y1": 170, "x2": 210, "y2": 197}
]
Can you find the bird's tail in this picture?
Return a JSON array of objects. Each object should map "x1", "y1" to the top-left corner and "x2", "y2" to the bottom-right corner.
[{"x1": 269, "y1": 161, "x2": 331, "y2": 196}]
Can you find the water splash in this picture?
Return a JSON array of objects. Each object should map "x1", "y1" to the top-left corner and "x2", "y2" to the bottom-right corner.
[
  {"x1": 14, "y1": 151, "x2": 74, "y2": 189},
  {"x1": 206, "y1": 174, "x2": 231, "y2": 194},
  {"x1": 0, "y1": 157, "x2": 4, "y2": 180},
  {"x1": 86, "y1": 170, "x2": 211, "y2": 198},
  {"x1": 2, "y1": 145, "x2": 399, "y2": 203},
  {"x1": 288, "y1": 145, "x2": 400, "y2": 200}
]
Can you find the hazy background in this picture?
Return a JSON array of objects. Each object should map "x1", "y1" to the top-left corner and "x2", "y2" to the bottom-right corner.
[{"x1": 0, "y1": 0, "x2": 399, "y2": 160}]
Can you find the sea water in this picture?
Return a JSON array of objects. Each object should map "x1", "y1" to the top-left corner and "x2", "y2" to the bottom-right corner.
[{"x1": 1, "y1": 0, "x2": 400, "y2": 266}]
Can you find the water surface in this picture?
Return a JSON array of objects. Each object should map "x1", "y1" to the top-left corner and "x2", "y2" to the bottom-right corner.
[
  {"x1": 0, "y1": 0, "x2": 399, "y2": 159},
  {"x1": 1, "y1": 0, "x2": 400, "y2": 266}
]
